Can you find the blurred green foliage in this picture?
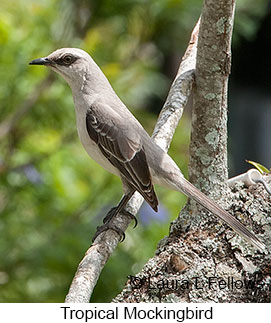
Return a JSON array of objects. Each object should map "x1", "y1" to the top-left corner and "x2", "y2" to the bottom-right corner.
[{"x1": 0, "y1": 0, "x2": 268, "y2": 302}]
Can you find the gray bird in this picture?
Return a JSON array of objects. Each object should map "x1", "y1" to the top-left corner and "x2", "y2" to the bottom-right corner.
[{"x1": 29, "y1": 48, "x2": 265, "y2": 251}]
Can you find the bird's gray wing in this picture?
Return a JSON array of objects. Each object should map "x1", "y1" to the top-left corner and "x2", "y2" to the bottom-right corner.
[{"x1": 86, "y1": 104, "x2": 158, "y2": 211}]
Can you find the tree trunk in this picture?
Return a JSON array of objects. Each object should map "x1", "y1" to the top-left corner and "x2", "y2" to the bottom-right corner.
[
  {"x1": 113, "y1": 0, "x2": 271, "y2": 303},
  {"x1": 114, "y1": 176, "x2": 271, "y2": 303},
  {"x1": 189, "y1": 0, "x2": 234, "y2": 197}
]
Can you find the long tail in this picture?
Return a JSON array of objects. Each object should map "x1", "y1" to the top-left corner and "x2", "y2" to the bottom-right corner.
[{"x1": 177, "y1": 177, "x2": 265, "y2": 251}]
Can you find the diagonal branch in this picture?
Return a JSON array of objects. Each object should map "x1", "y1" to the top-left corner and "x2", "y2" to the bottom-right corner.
[{"x1": 64, "y1": 18, "x2": 200, "y2": 303}]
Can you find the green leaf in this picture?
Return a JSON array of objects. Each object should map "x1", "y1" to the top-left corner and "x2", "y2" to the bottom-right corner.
[{"x1": 246, "y1": 160, "x2": 270, "y2": 174}]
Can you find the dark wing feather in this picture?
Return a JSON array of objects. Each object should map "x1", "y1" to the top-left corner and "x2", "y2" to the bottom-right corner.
[{"x1": 86, "y1": 105, "x2": 158, "y2": 211}]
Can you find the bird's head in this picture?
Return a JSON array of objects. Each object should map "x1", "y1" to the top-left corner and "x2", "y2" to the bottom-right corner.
[{"x1": 29, "y1": 48, "x2": 94, "y2": 88}]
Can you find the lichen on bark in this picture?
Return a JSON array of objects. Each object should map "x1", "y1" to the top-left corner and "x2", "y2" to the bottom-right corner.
[
  {"x1": 114, "y1": 175, "x2": 271, "y2": 303},
  {"x1": 189, "y1": 0, "x2": 235, "y2": 200}
]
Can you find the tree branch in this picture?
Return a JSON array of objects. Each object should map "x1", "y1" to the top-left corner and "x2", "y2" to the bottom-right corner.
[{"x1": 64, "y1": 19, "x2": 200, "y2": 303}]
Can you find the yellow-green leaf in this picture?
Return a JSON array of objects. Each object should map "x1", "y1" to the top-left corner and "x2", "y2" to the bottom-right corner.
[{"x1": 246, "y1": 160, "x2": 270, "y2": 174}]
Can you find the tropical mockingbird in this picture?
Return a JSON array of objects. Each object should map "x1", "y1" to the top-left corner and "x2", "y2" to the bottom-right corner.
[{"x1": 29, "y1": 48, "x2": 264, "y2": 251}]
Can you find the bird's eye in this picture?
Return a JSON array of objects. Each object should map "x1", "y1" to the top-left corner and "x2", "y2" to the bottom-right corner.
[{"x1": 62, "y1": 55, "x2": 74, "y2": 65}]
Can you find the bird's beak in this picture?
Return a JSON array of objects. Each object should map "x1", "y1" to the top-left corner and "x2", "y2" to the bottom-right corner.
[{"x1": 29, "y1": 57, "x2": 52, "y2": 66}]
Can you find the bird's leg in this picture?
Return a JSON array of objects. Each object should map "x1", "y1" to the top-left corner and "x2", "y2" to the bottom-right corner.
[
  {"x1": 103, "y1": 191, "x2": 137, "y2": 226},
  {"x1": 92, "y1": 190, "x2": 136, "y2": 242}
]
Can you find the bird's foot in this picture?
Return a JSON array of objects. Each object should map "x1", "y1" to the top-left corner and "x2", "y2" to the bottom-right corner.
[
  {"x1": 103, "y1": 207, "x2": 138, "y2": 228},
  {"x1": 92, "y1": 207, "x2": 138, "y2": 242},
  {"x1": 102, "y1": 206, "x2": 118, "y2": 224},
  {"x1": 92, "y1": 223, "x2": 125, "y2": 242}
]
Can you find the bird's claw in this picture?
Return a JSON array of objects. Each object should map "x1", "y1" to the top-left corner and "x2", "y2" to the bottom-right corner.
[
  {"x1": 124, "y1": 210, "x2": 138, "y2": 228},
  {"x1": 92, "y1": 223, "x2": 125, "y2": 242},
  {"x1": 92, "y1": 206, "x2": 137, "y2": 242},
  {"x1": 102, "y1": 206, "x2": 117, "y2": 224},
  {"x1": 103, "y1": 207, "x2": 138, "y2": 228}
]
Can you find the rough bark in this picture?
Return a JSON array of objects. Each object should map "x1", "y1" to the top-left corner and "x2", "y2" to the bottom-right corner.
[
  {"x1": 170, "y1": 0, "x2": 237, "y2": 249},
  {"x1": 189, "y1": 0, "x2": 234, "y2": 198},
  {"x1": 114, "y1": 175, "x2": 271, "y2": 302}
]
